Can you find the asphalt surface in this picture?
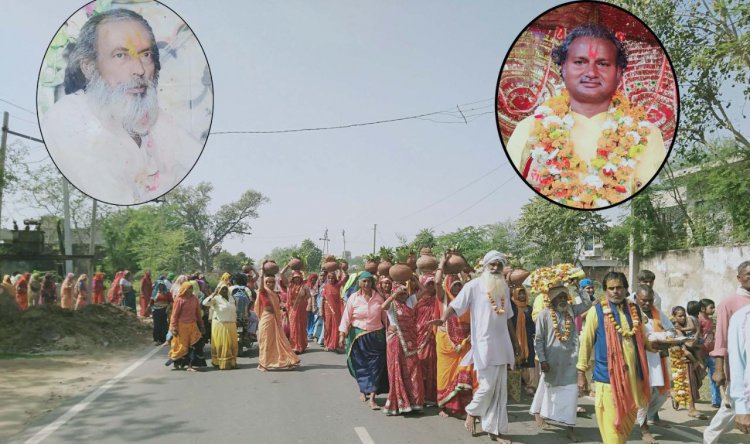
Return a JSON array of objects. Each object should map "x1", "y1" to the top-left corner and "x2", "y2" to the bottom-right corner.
[{"x1": 9, "y1": 341, "x2": 705, "y2": 444}]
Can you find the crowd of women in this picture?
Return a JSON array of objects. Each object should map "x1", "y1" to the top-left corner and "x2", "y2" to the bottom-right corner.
[{"x1": 4, "y1": 257, "x2": 749, "y2": 443}]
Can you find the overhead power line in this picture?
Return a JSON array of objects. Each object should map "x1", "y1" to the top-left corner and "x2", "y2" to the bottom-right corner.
[
  {"x1": 210, "y1": 99, "x2": 493, "y2": 135},
  {"x1": 0, "y1": 98, "x2": 35, "y2": 116},
  {"x1": 428, "y1": 174, "x2": 515, "y2": 230}
]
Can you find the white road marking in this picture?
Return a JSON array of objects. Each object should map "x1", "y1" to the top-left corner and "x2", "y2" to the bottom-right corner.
[
  {"x1": 354, "y1": 426, "x2": 376, "y2": 444},
  {"x1": 23, "y1": 346, "x2": 163, "y2": 444}
]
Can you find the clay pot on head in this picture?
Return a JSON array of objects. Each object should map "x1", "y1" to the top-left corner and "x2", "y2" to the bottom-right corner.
[
  {"x1": 263, "y1": 260, "x2": 280, "y2": 276},
  {"x1": 340, "y1": 261, "x2": 349, "y2": 272},
  {"x1": 324, "y1": 255, "x2": 336, "y2": 263},
  {"x1": 406, "y1": 253, "x2": 417, "y2": 271},
  {"x1": 419, "y1": 247, "x2": 432, "y2": 256},
  {"x1": 377, "y1": 259, "x2": 392, "y2": 276},
  {"x1": 416, "y1": 253, "x2": 438, "y2": 273},
  {"x1": 444, "y1": 254, "x2": 467, "y2": 274},
  {"x1": 242, "y1": 264, "x2": 253, "y2": 274},
  {"x1": 288, "y1": 257, "x2": 303, "y2": 271},
  {"x1": 364, "y1": 260, "x2": 378, "y2": 274},
  {"x1": 389, "y1": 264, "x2": 413, "y2": 283},
  {"x1": 507, "y1": 268, "x2": 530, "y2": 286},
  {"x1": 323, "y1": 261, "x2": 340, "y2": 273}
]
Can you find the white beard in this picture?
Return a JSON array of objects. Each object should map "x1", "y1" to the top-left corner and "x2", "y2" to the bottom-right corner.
[
  {"x1": 86, "y1": 69, "x2": 159, "y2": 137},
  {"x1": 483, "y1": 269, "x2": 508, "y2": 300}
]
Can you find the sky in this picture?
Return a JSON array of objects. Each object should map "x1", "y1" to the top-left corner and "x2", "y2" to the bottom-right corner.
[{"x1": 0, "y1": 0, "x2": 742, "y2": 262}]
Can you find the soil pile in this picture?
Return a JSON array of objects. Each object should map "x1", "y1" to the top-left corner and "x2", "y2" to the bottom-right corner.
[{"x1": 0, "y1": 298, "x2": 151, "y2": 353}]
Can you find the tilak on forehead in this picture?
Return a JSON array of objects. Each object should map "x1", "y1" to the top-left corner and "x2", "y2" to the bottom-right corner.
[
  {"x1": 125, "y1": 31, "x2": 149, "y2": 57},
  {"x1": 588, "y1": 41, "x2": 597, "y2": 60}
]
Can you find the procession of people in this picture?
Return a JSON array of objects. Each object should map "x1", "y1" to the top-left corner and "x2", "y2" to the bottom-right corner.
[{"x1": 2, "y1": 255, "x2": 749, "y2": 443}]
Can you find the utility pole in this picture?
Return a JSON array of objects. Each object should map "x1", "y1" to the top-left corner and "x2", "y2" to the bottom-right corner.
[
  {"x1": 319, "y1": 228, "x2": 330, "y2": 255},
  {"x1": 62, "y1": 179, "x2": 73, "y2": 274},
  {"x1": 342, "y1": 229, "x2": 346, "y2": 258},
  {"x1": 87, "y1": 199, "x2": 97, "y2": 299},
  {"x1": 372, "y1": 224, "x2": 377, "y2": 254},
  {"x1": 0, "y1": 112, "x2": 9, "y2": 226}
]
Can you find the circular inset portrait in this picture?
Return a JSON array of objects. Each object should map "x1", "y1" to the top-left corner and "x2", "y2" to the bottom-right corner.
[
  {"x1": 496, "y1": 1, "x2": 678, "y2": 210},
  {"x1": 37, "y1": 0, "x2": 213, "y2": 206}
]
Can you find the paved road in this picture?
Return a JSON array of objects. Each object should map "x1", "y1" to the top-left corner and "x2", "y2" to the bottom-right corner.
[{"x1": 9, "y1": 341, "x2": 704, "y2": 444}]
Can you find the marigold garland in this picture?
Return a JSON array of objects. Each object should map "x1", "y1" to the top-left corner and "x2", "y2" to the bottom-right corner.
[
  {"x1": 669, "y1": 346, "x2": 692, "y2": 408},
  {"x1": 549, "y1": 307, "x2": 573, "y2": 342},
  {"x1": 524, "y1": 88, "x2": 652, "y2": 209},
  {"x1": 602, "y1": 302, "x2": 641, "y2": 337},
  {"x1": 488, "y1": 290, "x2": 505, "y2": 315}
]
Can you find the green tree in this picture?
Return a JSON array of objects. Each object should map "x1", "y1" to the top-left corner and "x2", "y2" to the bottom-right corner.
[
  {"x1": 165, "y1": 183, "x2": 269, "y2": 272},
  {"x1": 613, "y1": 0, "x2": 750, "y2": 160},
  {"x1": 267, "y1": 245, "x2": 297, "y2": 268},
  {"x1": 517, "y1": 197, "x2": 609, "y2": 266},
  {"x1": 213, "y1": 250, "x2": 249, "y2": 273},
  {"x1": 299, "y1": 239, "x2": 323, "y2": 271}
]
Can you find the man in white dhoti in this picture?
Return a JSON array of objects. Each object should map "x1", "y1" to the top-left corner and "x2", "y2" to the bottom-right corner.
[
  {"x1": 40, "y1": 8, "x2": 202, "y2": 205},
  {"x1": 633, "y1": 284, "x2": 675, "y2": 444},
  {"x1": 530, "y1": 281, "x2": 590, "y2": 442},
  {"x1": 432, "y1": 250, "x2": 520, "y2": 443}
]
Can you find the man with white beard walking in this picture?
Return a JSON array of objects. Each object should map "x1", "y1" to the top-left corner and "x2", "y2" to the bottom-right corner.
[
  {"x1": 432, "y1": 250, "x2": 521, "y2": 444},
  {"x1": 40, "y1": 8, "x2": 202, "y2": 205}
]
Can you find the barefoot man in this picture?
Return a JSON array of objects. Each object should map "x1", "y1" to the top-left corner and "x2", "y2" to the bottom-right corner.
[
  {"x1": 530, "y1": 281, "x2": 591, "y2": 442},
  {"x1": 432, "y1": 250, "x2": 520, "y2": 443},
  {"x1": 577, "y1": 272, "x2": 652, "y2": 444}
]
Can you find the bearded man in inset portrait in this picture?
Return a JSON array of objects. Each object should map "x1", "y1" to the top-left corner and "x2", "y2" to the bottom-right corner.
[
  {"x1": 506, "y1": 24, "x2": 666, "y2": 209},
  {"x1": 41, "y1": 8, "x2": 202, "y2": 205}
]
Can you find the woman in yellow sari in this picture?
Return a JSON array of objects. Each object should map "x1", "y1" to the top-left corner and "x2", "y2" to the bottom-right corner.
[
  {"x1": 202, "y1": 283, "x2": 238, "y2": 370},
  {"x1": 435, "y1": 254, "x2": 474, "y2": 417},
  {"x1": 256, "y1": 267, "x2": 300, "y2": 371}
]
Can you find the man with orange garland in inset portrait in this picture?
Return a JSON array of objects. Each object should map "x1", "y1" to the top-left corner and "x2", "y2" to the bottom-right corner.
[
  {"x1": 506, "y1": 24, "x2": 666, "y2": 209},
  {"x1": 41, "y1": 8, "x2": 202, "y2": 205}
]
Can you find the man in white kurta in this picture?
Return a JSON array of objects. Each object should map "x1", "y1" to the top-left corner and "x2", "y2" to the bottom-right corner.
[
  {"x1": 634, "y1": 284, "x2": 674, "y2": 444},
  {"x1": 436, "y1": 250, "x2": 520, "y2": 443}
]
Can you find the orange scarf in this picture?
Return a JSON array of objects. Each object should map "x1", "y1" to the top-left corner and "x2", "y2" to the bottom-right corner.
[
  {"x1": 649, "y1": 307, "x2": 671, "y2": 395},
  {"x1": 511, "y1": 289, "x2": 529, "y2": 362},
  {"x1": 604, "y1": 301, "x2": 651, "y2": 434}
]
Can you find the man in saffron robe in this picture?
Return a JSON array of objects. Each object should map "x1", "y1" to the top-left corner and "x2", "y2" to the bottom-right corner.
[
  {"x1": 633, "y1": 284, "x2": 674, "y2": 444},
  {"x1": 577, "y1": 272, "x2": 653, "y2": 444},
  {"x1": 505, "y1": 24, "x2": 666, "y2": 208},
  {"x1": 433, "y1": 250, "x2": 520, "y2": 444}
]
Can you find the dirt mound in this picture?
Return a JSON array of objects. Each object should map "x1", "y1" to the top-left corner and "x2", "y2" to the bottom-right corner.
[{"x1": 0, "y1": 302, "x2": 152, "y2": 354}]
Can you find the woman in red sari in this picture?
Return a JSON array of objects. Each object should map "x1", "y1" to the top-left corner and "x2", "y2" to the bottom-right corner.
[
  {"x1": 140, "y1": 271, "x2": 153, "y2": 317},
  {"x1": 285, "y1": 270, "x2": 310, "y2": 353},
  {"x1": 416, "y1": 273, "x2": 439, "y2": 405},
  {"x1": 382, "y1": 281, "x2": 424, "y2": 415},
  {"x1": 435, "y1": 263, "x2": 473, "y2": 417},
  {"x1": 256, "y1": 268, "x2": 300, "y2": 371},
  {"x1": 322, "y1": 270, "x2": 347, "y2": 352},
  {"x1": 14, "y1": 272, "x2": 30, "y2": 311},
  {"x1": 107, "y1": 271, "x2": 124, "y2": 305},
  {"x1": 92, "y1": 272, "x2": 105, "y2": 304}
]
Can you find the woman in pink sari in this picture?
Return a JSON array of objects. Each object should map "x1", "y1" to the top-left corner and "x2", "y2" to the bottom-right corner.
[
  {"x1": 415, "y1": 273, "x2": 439, "y2": 405},
  {"x1": 382, "y1": 281, "x2": 424, "y2": 415},
  {"x1": 256, "y1": 268, "x2": 300, "y2": 371},
  {"x1": 60, "y1": 273, "x2": 75, "y2": 309},
  {"x1": 322, "y1": 270, "x2": 347, "y2": 352}
]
